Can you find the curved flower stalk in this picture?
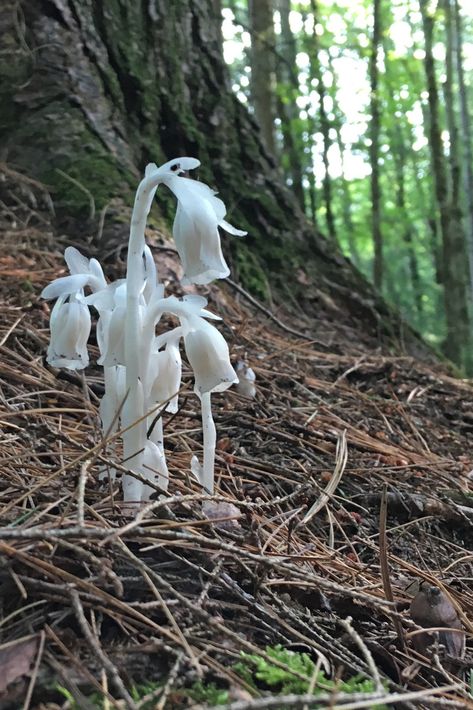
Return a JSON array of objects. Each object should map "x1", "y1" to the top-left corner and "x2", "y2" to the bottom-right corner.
[
  {"x1": 183, "y1": 316, "x2": 238, "y2": 494},
  {"x1": 41, "y1": 157, "x2": 246, "y2": 504}
]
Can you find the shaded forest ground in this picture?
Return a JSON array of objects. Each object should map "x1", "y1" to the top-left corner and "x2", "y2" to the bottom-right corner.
[{"x1": 0, "y1": 178, "x2": 472, "y2": 709}]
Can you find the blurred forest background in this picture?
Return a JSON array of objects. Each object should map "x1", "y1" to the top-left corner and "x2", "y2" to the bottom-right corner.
[{"x1": 222, "y1": 0, "x2": 473, "y2": 371}]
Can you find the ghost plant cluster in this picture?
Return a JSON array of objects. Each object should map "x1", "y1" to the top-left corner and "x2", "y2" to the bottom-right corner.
[{"x1": 41, "y1": 158, "x2": 247, "y2": 503}]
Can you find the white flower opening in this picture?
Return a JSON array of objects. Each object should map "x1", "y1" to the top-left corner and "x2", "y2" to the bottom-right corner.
[{"x1": 41, "y1": 158, "x2": 246, "y2": 503}]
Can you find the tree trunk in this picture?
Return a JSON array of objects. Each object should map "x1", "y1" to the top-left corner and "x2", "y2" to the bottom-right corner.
[
  {"x1": 420, "y1": 0, "x2": 471, "y2": 369},
  {"x1": 0, "y1": 0, "x2": 431, "y2": 357},
  {"x1": 248, "y1": 0, "x2": 276, "y2": 155},
  {"x1": 309, "y1": 0, "x2": 337, "y2": 244},
  {"x1": 326, "y1": 56, "x2": 359, "y2": 266},
  {"x1": 453, "y1": 0, "x2": 473, "y2": 296},
  {"x1": 369, "y1": 0, "x2": 383, "y2": 292},
  {"x1": 276, "y1": 0, "x2": 306, "y2": 211},
  {"x1": 383, "y1": 36, "x2": 423, "y2": 320}
]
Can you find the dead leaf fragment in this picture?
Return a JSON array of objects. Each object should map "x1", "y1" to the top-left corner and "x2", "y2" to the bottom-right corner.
[
  {"x1": 0, "y1": 634, "x2": 39, "y2": 694},
  {"x1": 202, "y1": 500, "x2": 242, "y2": 531}
]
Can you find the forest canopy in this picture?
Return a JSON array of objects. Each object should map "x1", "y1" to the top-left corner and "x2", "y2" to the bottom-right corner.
[{"x1": 223, "y1": 0, "x2": 473, "y2": 372}]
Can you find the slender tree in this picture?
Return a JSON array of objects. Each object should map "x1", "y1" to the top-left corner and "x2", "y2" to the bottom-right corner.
[
  {"x1": 420, "y1": 0, "x2": 471, "y2": 368},
  {"x1": 248, "y1": 0, "x2": 276, "y2": 154},
  {"x1": 326, "y1": 55, "x2": 359, "y2": 265},
  {"x1": 383, "y1": 42, "x2": 423, "y2": 318},
  {"x1": 453, "y1": 0, "x2": 473, "y2": 295},
  {"x1": 308, "y1": 0, "x2": 337, "y2": 243},
  {"x1": 276, "y1": 0, "x2": 305, "y2": 210},
  {"x1": 369, "y1": 0, "x2": 383, "y2": 290}
]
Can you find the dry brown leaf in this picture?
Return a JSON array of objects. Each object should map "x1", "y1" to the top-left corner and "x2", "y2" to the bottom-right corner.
[
  {"x1": 202, "y1": 500, "x2": 242, "y2": 531},
  {"x1": 0, "y1": 635, "x2": 38, "y2": 694}
]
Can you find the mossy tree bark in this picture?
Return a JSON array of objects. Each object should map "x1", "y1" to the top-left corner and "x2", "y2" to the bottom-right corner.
[{"x1": 0, "y1": 0, "x2": 431, "y2": 357}]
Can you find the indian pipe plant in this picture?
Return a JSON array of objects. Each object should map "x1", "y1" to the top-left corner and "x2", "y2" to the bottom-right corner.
[{"x1": 41, "y1": 158, "x2": 247, "y2": 503}]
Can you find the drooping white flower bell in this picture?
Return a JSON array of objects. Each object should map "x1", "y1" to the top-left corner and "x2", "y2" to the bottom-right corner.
[
  {"x1": 151, "y1": 160, "x2": 246, "y2": 285},
  {"x1": 149, "y1": 333, "x2": 182, "y2": 413},
  {"x1": 46, "y1": 294, "x2": 91, "y2": 370},
  {"x1": 183, "y1": 316, "x2": 238, "y2": 396},
  {"x1": 41, "y1": 246, "x2": 107, "y2": 370}
]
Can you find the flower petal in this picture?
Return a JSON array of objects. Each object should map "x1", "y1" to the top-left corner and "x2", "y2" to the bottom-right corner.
[
  {"x1": 157, "y1": 157, "x2": 200, "y2": 175},
  {"x1": 47, "y1": 300, "x2": 91, "y2": 370},
  {"x1": 184, "y1": 319, "x2": 238, "y2": 395},
  {"x1": 219, "y1": 219, "x2": 247, "y2": 237},
  {"x1": 41, "y1": 273, "x2": 90, "y2": 300},
  {"x1": 64, "y1": 246, "x2": 90, "y2": 275}
]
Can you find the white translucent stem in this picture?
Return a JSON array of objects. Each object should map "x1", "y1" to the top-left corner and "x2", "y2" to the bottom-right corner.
[
  {"x1": 122, "y1": 381, "x2": 146, "y2": 502},
  {"x1": 99, "y1": 366, "x2": 119, "y2": 482},
  {"x1": 201, "y1": 391, "x2": 216, "y2": 494},
  {"x1": 123, "y1": 172, "x2": 161, "y2": 502},
  {"x1": 148, "y1": 415, "x2": 164, "y2": 454}
]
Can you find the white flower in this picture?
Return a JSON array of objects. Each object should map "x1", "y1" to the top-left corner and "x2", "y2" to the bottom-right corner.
[
  {"x1": 41, "y1": 246, "x2": 105, "y2": 370},
  {"x1": 152, "y1": 161, "x2": 246, "y2": 285},
  {"x1": 183, "y1": 316, "x2": 238, "y2": 396},
  {"x1": 41, "y1": 247, "x2": 106, "y2": 300},
  {"x1": 46, "y1": 294, "x2": 91, "y2": 370},
  {"x1": 93, "y1": 282, "x2": 129, "y2": 367},
  {"x1": 235, "y1": 361, "x2": 256, "y2": 398},
  {"x1": 149, "y1": 334, "x2": 182, "y2": 413}
]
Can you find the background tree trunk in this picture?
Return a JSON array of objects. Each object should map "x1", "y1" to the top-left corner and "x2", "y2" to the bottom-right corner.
[
  {"x1": 248, "y1": 0, "x2": 276, "y2": 155},
  {"x1": 420, "y1": 0, "x2": 471, "y2": 369},
  {"x1": 309, "y1": 0, "x2": 337, "y2": 244},
  {"x1": 0, "y1": 0, "x2": 430, "y2": 355},
  {"x1": 276, "y1": 0, "x2": 306, "y2": 212},
  {"x1": 369, "y1": 0, "x2": 383, "y2": 292},
  {"x1": 453, "y1": 0, "x2": 473, "y2": 298}
]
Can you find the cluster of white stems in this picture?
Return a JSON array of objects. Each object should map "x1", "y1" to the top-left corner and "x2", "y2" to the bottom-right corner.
[{"x1": 41, "y1": 157, "x2": 247, "y2": 503}]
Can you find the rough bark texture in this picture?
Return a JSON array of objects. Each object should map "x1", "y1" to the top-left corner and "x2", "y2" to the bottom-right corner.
[{"x1": 0, "y1": 0, "x2": 432, "y2": 356}]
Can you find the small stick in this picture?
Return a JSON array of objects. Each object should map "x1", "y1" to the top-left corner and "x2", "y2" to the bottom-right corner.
[
  {"x1": 379, "y1": 484, "x2": 406, "y2": 651},
  {"x1": 339, "y1": 616, "x2": 383, "y2": 693},
  {"x1": 22, "y1": 630, "x2": 45, "y2": 710},
  {"x1": 77, "y1": 459, "x2": 89, "y2": 527}
]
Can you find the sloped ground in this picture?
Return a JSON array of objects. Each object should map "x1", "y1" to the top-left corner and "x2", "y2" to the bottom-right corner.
[{"x1": 0, "y1": 195, "x2": 472, "y2": 708}]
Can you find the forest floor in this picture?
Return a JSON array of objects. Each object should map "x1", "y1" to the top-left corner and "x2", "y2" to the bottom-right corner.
[{"x1": 0, "y1": 192, "x2": 472, "y2": 709}]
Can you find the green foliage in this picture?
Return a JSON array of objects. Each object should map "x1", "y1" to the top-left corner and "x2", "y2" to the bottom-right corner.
[
  {"x1": 55, "y1": 644, "x2": 388, "y2": 709},
  {"x1": 187, "y1": 681, "x2": 230, "y2": 705},
  {"x1": 223, "y1": 0, "x2": 473, "y2": 369},
  {"x1": 234, "y1": 645, "x2": 388, "y2": 708}
]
